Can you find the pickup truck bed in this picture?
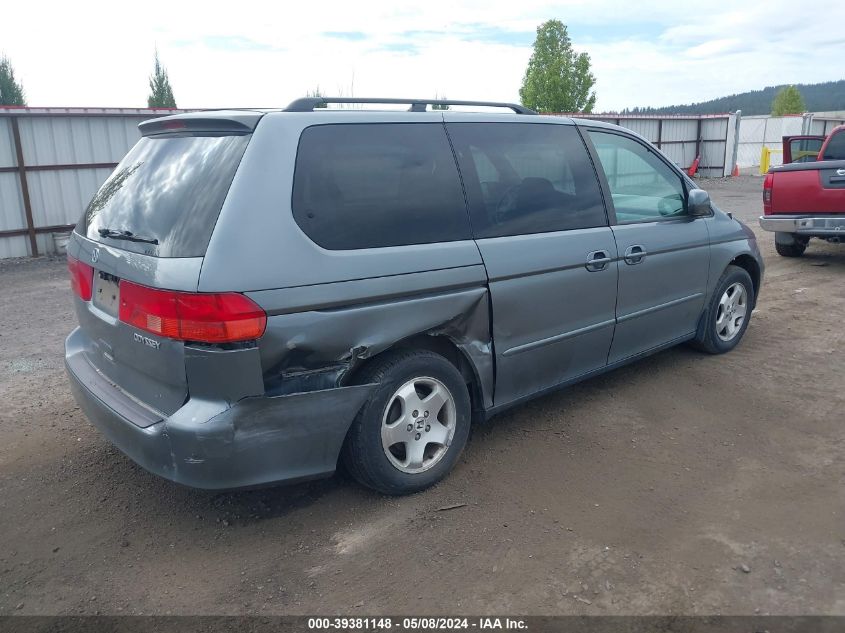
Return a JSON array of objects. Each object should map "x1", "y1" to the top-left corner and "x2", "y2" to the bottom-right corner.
[{"x1": 760, "y1": 126, "x2": 845, "y2": 257}]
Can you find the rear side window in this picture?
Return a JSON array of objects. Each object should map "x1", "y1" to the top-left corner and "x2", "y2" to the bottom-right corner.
[
  {"x1": 292, "y1": 124, "x2": 470, "y2": 250},
  {"x1": 446, "y1": 123, "x2": 607, "y2": 238},
  {"x1": 78, "y1": 134, "x2": 250, "y2": 258},
  {"x1": 822, "y1": 131, "x2": 845, "y2": 160}
]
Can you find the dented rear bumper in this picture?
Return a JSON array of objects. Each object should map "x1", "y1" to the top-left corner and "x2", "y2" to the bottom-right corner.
[{"x1": 65, "y1": 328, "x2": 374, "y2": 489}]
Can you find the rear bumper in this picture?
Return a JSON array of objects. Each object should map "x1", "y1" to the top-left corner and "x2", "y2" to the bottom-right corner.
[
  {"x1": 759, "y1": 215, "x2": 845, "y2": 236},
  {"x1": 65, "y1": 330, "x2": 374, "y2": 490}
]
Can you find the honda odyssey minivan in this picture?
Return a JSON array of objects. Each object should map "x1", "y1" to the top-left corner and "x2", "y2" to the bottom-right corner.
[{"x1": 65, "y1": 97, "x2": 763, "y2": 495}]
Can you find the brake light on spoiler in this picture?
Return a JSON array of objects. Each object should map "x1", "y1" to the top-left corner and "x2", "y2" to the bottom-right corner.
[{"x1": 118, "y1": 281, "x2": 267, "y2": 344}]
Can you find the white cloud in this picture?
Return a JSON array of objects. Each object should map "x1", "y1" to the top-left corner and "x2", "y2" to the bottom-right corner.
[{"x1": 1, "y1": 0, "x2": 842, "y2": 112}]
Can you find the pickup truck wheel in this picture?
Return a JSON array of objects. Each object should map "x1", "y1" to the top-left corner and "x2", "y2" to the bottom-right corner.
[
  {"x1": 342, "y1": 350, "x2": 471, "y2": 496},
  {"x1": 775, "y1": 234, "x2": 808, "y2": 257},
  {"x1": 691, "y1": 265, "x2": 754, "y2": 355}
]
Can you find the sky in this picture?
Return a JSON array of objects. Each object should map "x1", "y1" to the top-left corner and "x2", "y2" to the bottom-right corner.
[{"x1": 2, "y1": 0, "x2": 843, "y2": 112}]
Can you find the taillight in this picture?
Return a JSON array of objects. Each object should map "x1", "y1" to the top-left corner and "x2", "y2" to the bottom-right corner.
[
  {"x1": 68, "y1": 254, "x2": 94, "y2": 301},
  {"x1": 118, "y1": 281, "x2": 267, "y2": 343},
  {"x1": 763, "y1": 172, "x2": 773, "y2": 215}
]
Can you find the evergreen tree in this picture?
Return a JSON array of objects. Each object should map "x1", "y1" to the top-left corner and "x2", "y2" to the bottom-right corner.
[
  {"x1": 624, "y1": 80, "x2": 843, "y2": 116},
  {"x1": 0, "y1": 55, "x2": 26, "y2": 106},
  {"x1": 431, "y1": 93, "x2": 449, "y2": 110},
  {"x1": 147, "y1": 51, "x2": 177, "y2": 108},
  {"x1": 771, "y1": 85, "x2": 806, "y2": 116},
  {"x1": 306, "y1": 87, "x2": 327, "y2": 108},
  {"x1": 519, "y1": 19, "x2": 596, "y2": 113}
]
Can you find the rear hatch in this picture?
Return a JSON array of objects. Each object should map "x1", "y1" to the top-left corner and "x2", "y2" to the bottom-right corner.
[{"x1": 67, "y1": 113, "x2": 260, "y2": 416}]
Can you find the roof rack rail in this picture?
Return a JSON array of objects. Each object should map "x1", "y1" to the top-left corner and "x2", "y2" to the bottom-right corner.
[{"x1": 283, "y1": 97, "x2": 537, "y2": 115}]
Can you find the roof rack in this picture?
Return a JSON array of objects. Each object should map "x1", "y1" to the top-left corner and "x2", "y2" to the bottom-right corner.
[{"x1": 284, "y1": 97, "x2": 537, "y2": 115}]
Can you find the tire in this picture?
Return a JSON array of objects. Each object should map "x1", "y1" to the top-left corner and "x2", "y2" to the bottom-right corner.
[
  {"x1": 342, "y1": 350, "x2": 471, "y2": 495},
  {"x1": 691, "y1": 265, "x2": 755, "y2": 355},
  {"x1": 775, "y1": 234, "x2": 807, "y2": 257}
]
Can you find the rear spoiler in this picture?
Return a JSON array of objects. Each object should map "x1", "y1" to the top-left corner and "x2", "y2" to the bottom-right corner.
[{"x1": 139, "y1": 110, "x2": 264, "y2": 137}]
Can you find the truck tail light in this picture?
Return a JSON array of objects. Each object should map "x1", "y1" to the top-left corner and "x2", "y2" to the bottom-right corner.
[
  {"x1": 68, "y1": 254, "x2": 94, "y2": 301},
  {"x1": 118, "y1": 281, "x2": 267, "y2": 343},
  {"x1": 763, "y1": 172, "x2": 773, "y2": 215}
]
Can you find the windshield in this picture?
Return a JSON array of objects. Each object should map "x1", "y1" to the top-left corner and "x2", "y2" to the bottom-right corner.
[{"x1": 77, "y1": 133, "x2": 250, "y2": 257}]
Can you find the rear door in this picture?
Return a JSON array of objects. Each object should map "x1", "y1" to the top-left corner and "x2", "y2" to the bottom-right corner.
[
  {"x1": 68, "y1": 124, "x2": 252, "y2": 415},
  {"x1": 584, "y1": 128, "x2": 709, "y2": 364},
  {"x1": 447, "y1": 121, "x2": 617, "y2": 407},
  {"x1": 783, "y1": 135, "x2": 825, "y2": 164}
]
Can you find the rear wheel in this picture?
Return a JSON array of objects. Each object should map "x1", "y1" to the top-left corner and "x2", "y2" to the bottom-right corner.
[
  {"x1": 692, "y1": 265, "x2": 754, "y2": 354},
  {"x1": 775, "y1": 233, "x2": 808, "y2": 257},
  {"x1": 342, "y1": 350, "x2": 471, "y2": 495}
]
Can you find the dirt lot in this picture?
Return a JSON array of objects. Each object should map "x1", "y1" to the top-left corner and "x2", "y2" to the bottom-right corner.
[{"x1": 1, "y1": 175, "x2": 843, "y2": 616}]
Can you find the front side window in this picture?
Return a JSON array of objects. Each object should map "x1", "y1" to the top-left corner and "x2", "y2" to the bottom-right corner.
[
  {"x1": 447, "y1": 123, "x2": 607, "y2": 238},
  {"x1": 292, "y1": 124, "x2": 470, "y2": 250},
  {"x1": 588, "y1": 131, "x2": 687, "y2": 224}
]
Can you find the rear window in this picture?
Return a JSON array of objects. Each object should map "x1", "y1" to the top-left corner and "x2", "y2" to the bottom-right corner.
[
  {"x1": 292, "y1": 124, "x2": 471, "y2": 250},
  {"x1": 446, "y1": 123, "x2": 607, "y2": 238},
  {"x1": 78, "y1": 133, "x2": 250, "y2": 258},
  {"x1": 822, "y1": 131, "x2": 845, "y2": 161}
]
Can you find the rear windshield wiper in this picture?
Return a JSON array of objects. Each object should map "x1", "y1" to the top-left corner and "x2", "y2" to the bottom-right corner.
[{"x1": 97, "y1": 228, "x2": 159, "y2": 245}]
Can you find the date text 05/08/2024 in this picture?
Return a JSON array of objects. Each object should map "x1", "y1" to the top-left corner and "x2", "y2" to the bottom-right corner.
[{"x1": 307, "y1": 617, "x2": 528, "y2": 630}]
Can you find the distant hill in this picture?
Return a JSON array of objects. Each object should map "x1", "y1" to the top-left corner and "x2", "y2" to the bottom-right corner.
[{"x1": 621, "y1": 79, "x2": 845, "y2": 116}]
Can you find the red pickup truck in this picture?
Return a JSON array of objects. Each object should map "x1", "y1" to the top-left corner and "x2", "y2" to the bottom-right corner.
[{"x1": 760, "y1": 124, "x2": 845, "y2": 256}]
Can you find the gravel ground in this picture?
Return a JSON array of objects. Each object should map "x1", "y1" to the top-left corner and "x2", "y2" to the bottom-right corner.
[{"x1": 1, "y1": 175, "x2": 843, "y2": 616}]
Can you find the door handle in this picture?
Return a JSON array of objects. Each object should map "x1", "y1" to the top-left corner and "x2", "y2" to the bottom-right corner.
[
  {"x1": 585, "y1": 250, "x2": 612, "y2": 272},
  {"x1": 624, "y1": 245, "x2": 647, "y2": 265}
]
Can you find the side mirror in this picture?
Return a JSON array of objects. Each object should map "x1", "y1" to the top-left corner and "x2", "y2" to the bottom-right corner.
[{"x1": 688, "y1": 188, "x2": 712, "y2": 217}]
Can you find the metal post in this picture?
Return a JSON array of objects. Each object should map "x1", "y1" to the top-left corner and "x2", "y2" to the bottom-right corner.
[
  {"x1": 657, "y1": 119, "x2": 663, "y2": 150},
  {"x1": 694, "y1": 118, "x2": 702, "y2": 160},
  {"x1": 730, "y1": 110, "x2": 742, "y2": 177},
  {"x1": 10, "y1": 116, "x2": 38, "y2": 257},
  {"x1": 801, "y1": 113, "x2": 812, "y2": 135}
]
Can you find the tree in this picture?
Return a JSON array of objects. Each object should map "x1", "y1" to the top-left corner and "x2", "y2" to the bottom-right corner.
[
  {"x1": 147, "y1": 51, "x2": 176, "y2": 108},
  {"x1": 431, "y1": 93, "x2": 449, "y2": 110},
  {"x1": 0, "y1": 55, "x2": 26, "y2": 106},
  {"x1": 519, "y1": 19, "x2": 596, "y2": 113},
  {"x1": 771, "y1": 85, "x2": 806, "y2": 116},
  {"x1": 306, "y1": 86, "x2": 327, "y2": 108}
]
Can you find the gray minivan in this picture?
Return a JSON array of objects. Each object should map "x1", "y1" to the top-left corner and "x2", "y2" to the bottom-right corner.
[{"x1": 65, "y1": 97, "x2": 763, "y2": 495}]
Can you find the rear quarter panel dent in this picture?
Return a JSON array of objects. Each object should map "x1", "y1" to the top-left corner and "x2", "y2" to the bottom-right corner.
[{"x1": 256, "y1": 287, "x2": 494, "y2": 407}]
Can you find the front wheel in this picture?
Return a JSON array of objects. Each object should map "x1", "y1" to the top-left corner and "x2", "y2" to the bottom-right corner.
[
  {"x1": 342, "y1": 350, "x2": 471, "y2": 495},
  {"x1": 691, "y1": 265, "x2": 755, "y2": 354}
]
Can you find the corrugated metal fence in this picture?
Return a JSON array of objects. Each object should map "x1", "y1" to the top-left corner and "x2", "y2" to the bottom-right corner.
[
  {"x1": 0, "y1": 107, "x2": 191, "y2": 258},
  {"x1": 736, "y1": 112, "x2": 845, "y2": 169},
  {"x1": 1, "y1": 107, "x2": 740, "y2": 259},
  {"x1": 807, "y1": 112, "x2": 845, "y2": 136},
  {"x1": 567, "y1": 112, "x2": 740, "y2": 179}
]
